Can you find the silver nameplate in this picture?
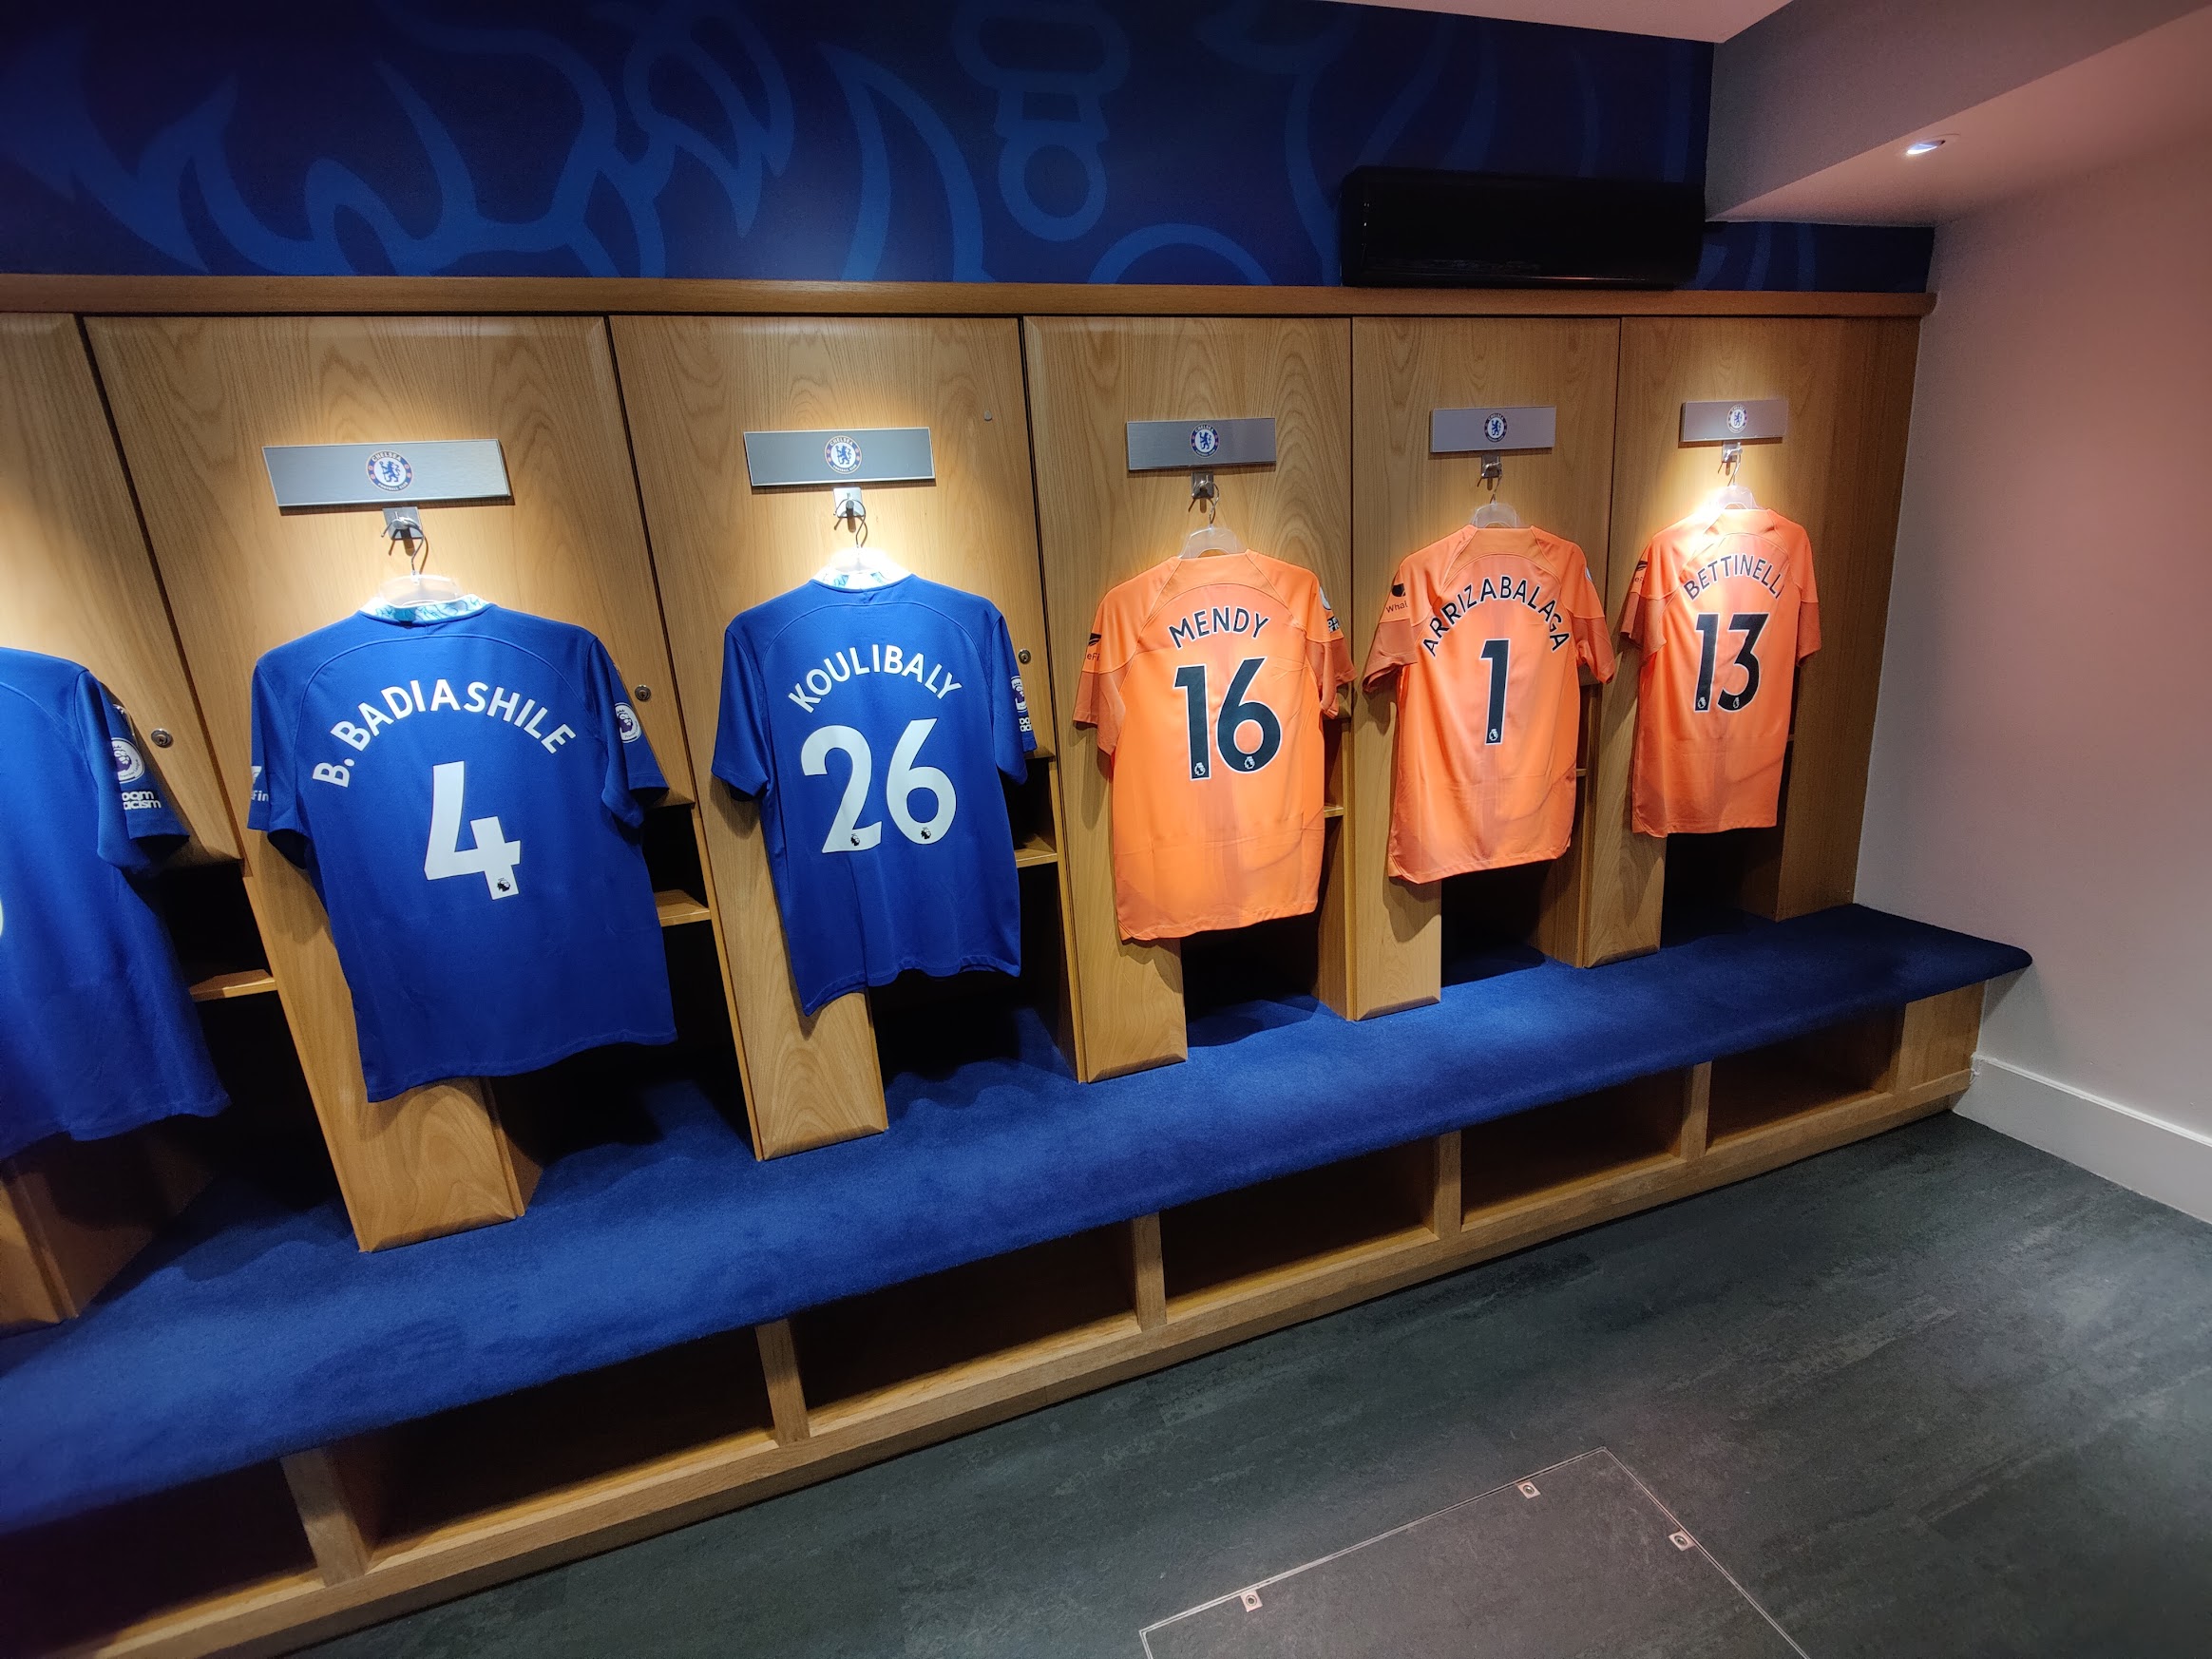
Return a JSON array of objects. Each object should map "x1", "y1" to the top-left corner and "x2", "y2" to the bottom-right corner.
[
  {"x1": 1430, "y1": 405, "x2": 1558, "y2": 454},
  {"x1": 1127, "y1": 416, "x2": 1277, "y2": 472},
  {"x1": 743, "y1": 428, "x2": 935, "y2": 487},
  {"x1": 263, "y1": 440, "x2": 511, "y2": 511},
  {"x1": 1682, "y1": 398, "x2": 1788, "y2": 444}
]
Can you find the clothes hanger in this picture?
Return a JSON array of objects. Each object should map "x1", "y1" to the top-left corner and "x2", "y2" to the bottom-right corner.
[
  {"x1": 1179, "y1": 472, "x2": 1245, "y2": 558},
  {"x1": 1469, "y1": 453, "x2": 1521, "y2": 529},
  {"x1": 814, "y1": 486, "x2": 910, "y2": 589},
  {"x1": 372, "y1": 510, "x2": 465, "y2": 608}
]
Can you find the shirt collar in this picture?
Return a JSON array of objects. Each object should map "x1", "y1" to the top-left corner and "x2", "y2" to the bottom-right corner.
[{"x1": 359, "y1": 594, "x2": 490, "y2": 624}]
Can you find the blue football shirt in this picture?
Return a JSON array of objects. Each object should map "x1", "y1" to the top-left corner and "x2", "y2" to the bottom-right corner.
[
  {"x1": 714, "y1": 577, "x2": 1037, "y2": 1013},
  {"x1": 0, "y1": 648, "x2": 228, "y2": 1160},
  {"x1": 248, "y1": 601, "x2": 676, "y2": 1100}
]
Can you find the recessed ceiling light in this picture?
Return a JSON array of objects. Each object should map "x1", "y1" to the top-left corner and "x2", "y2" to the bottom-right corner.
[{"x1": 1905, "y1": 137, "x2": 1949, "y2": 157}]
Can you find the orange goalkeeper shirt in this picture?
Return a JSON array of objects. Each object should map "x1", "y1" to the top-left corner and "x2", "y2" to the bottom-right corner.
[
  {"x1": 1076, "y1": 551, "x2": 1353, "y2": 941},
  {"x1": 1620, "y1": 505, "x2": 1821, "y2": 836},
  {"x1": 1363, "y1": 525, "x2": 1614, "y2": 882}
]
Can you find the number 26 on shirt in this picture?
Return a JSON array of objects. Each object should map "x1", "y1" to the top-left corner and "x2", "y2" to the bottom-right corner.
[{"x1": 803, "y1": 716, "x2": 957, "y2": 852}]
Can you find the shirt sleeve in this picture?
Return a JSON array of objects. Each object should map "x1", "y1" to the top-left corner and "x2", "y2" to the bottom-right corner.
[
  {"x1": 1362, "y1": 563, "x2": 1419, "y2": 693},
  {"x1": 1617, "y1": 537, "x2": 1668, "y2": 657},
  {"x1": 1793, "y1": 529, "x2": 1822, "y2": 658},
  {"x1": 247, "y1": 654, "x2": 308, "y2": 862},
  {"x1": 1568, "y1": 554, "x2": 1618, "y2": 683},
  {"x1": 584, "y1": 636, "x2": 663, "y2": 827},
  {"x1": 712, "y1": 620, "x2": 772, "y2": 797},
  {"x1": 1072, "y1": 597, "x2": 1125, "y2": 755},
  {"x1": 76, "y1": 670, "x2": 183, "y2": 874},
  {"x1": 1311, "y1": 578, "x2": 1354, "y2": 715},
  {"x1": 985, "y1": 608, "x2": 1035, "y2": 782}
]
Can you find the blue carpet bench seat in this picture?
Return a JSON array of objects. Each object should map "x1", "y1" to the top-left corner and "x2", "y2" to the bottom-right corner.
[{"x1": 0, "y1": 904, "x2": 2027, "y2": 1535}]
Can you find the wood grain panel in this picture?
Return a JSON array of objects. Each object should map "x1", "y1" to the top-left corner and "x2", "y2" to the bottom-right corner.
[
  {"x1": 1348, "y1": 317, "x2": 1620, "y2": 1008},
  {"x1": 0, "y1": 315, "x2": 234, "y2": 861},
  {"x1": 1770, "y1": 318, "x2": 1919, "y2": 915},
  {"x1": 282, "y1": 1449, "x2": 372, "y2": 1586},
  {"x1": 0, "y1": 273, "x2": 1936, "y2": 320},
  {"x1": 90, "y1": 315, "x2": 683, "y2": 1247},
  {"x1": 0, "y1": 1175, "x2": 67, "y2": 1328},
  {"x1": 609, "y1": 317, "x2": 1045, "y2": 1154},
  {"x1": 1592, "y1": 316, "x2": 1920, "y2": 961},
  {"x1": 754, "y1": 1320, "x2": 810, "y2": 1447},
  {"x1": 1897, "y1": 983, "x2": 1983, "y2": 1088},
  {"x1": 0, "y1": 1128, "x2": 209, "y2": 1327},
  {"x1": 1023, "y1": 317, "x2": 1351, "y2": 1077}
]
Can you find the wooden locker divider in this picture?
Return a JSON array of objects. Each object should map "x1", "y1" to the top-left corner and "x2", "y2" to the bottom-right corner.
[
  {"x1": 88, "y1": 315, "x2": 695, "y2": 1249},
  {"x1": 1589, "y1": 317, "x2": 1921, "y2": 961},
  {"x1": 1024, "y1": 317, "x2": 1353, "y2": 1078},
  {"x1": 1345, "y1": 317, "x2": 1622, "y2": 1014},
  {"x1": 609, "y1": 315, "x2": 1058, "y2": 1155}
]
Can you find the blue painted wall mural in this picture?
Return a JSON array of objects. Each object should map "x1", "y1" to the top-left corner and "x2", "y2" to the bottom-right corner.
[{"x1": 0, "y1": 0, "x2": 1930, "y2": 290}]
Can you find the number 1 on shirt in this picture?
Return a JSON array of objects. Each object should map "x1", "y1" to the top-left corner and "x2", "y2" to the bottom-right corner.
[
  {"x1": 424, "y1": 759, "x2": 524, "y2": 899},
  {"x1": 1479, "y1": 638, "x2": 1509, "y2": 744}
]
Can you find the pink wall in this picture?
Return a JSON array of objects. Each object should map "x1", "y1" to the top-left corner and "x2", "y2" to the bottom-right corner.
[{"x1": 1857, "y1": 128, "x2": 2212, "y2": 1209}]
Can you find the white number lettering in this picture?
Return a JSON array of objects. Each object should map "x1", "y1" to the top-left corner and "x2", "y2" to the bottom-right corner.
[
  {"x1": 424, "y1": 760, "x2": 524, "y2": 899},
  {"x1": 802, "y1": 725, "x2": 881, "y2": 853},
  {"x1": 803, "y1": 719, "x2": 959, "y2": 853},
  {"x1": 886, "y1": 718, "x2": 956, "y2": 844}
]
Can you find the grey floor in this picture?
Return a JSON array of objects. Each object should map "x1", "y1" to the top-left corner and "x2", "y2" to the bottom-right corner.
[{"x1": 311, "y1": 1115, "x2": 2212, "y2": 1658}]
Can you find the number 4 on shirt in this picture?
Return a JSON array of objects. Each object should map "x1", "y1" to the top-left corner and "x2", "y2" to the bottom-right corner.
[{"x1": 424, "y1": 760, "x2": 523, "y2": 898}]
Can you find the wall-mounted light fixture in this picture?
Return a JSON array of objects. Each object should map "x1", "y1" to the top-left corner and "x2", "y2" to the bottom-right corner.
[{"x1": 1904, "y1": 136, "x2": 1951, "y2": 157}]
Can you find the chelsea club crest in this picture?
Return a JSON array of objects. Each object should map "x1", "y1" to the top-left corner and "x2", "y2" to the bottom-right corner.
[
  {"x1": 1190, "y1": 425, "x2": 1220, "y2": 456},
  {"x1": 366, "y1": 449, "x2": 413, "y2": 491},
  {"x1": 1726, "y1": 405, "x2": 1749, "y2": 434},
  {"x1": 1483, "y1": 413, "x2": 1509, "y2": 444},
  {"x1": 825, "y1": 435, "x2": 863, "y2": 473}
]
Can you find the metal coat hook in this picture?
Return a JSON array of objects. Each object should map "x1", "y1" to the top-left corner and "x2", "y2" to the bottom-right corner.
[
  {"x1": 832, "y1": 484, "x2": 868, "y2": 545},
  {"x1": 382, "y1": 505, "x2": 430, "y2": 574},
  {"x1": 1719, "y1": 441, "x2": 1744, "y2": 484},
  {"x1": 1479, "y1": 452, "x2": 1503, "y2": 501},
  {"x1": 1190, "y1": 469, "x2": 1219, "y2": 524}
]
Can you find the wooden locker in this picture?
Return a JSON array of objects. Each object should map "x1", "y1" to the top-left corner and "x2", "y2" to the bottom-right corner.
[
  {"x1": 1024, "y1": 317, "x2": 1352, "y2": 1079},
  {"x1": 0, "y1": 315, "x2": 227, "y2": 1324},
  {"x1": 609, "y1": 315, "x2": 1058, "y2": 1154},
  {"x1": 1591, "y1": 316, "x2": 1920, "y2": 962},
  {"x1": 1347, "y1": 317, "x2": 1621, "y2": 1014},
  {"x1": 88, "y1": 315, "x2": 690, "y2": 1249},
  {"x1": 0, "y1": 315, "x2": 232, "y2": 861}
]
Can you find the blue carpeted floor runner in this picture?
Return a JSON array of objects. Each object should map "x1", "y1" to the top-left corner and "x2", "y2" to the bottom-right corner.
[{"x1": 0, "y1": 904, "x2": 2026, "y2": 1534}]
